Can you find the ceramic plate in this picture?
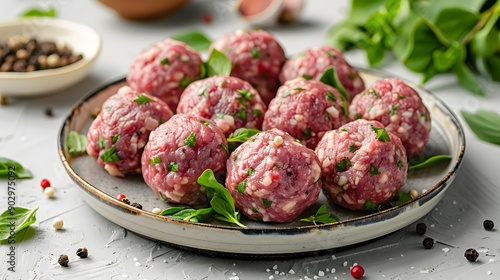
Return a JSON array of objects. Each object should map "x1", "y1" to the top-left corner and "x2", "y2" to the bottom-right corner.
[{"x1": 58, "y1": 68, "x2": 465, "y2": 257}]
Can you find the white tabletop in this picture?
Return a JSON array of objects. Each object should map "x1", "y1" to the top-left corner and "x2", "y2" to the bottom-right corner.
[{"x1": 1, "y1": 1, "x2": 500, "y2": 279}]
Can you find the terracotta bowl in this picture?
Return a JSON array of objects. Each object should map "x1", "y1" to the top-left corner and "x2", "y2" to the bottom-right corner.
[{"x1": 97, "y1": 0, "x2": 190, "y2": 20}]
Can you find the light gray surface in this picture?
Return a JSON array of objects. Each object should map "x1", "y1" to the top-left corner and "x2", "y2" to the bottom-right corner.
[{"x1": 1, "y1": 0, "x2": 499, "y2": 279}]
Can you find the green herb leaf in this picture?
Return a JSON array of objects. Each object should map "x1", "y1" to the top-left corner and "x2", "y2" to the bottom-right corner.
[
  {"x1": 326, "y1": 91, "x2": 337, "y2": 102},
  {"x1": 397, "y1": 160, "x2": 403, "y2": 169},
  {"x1": 134, "y1": 94, "x2": 155, "y2": 105},
  {"x1": 349, "y1": 144, "x2": 357, "y2": 152},
  {"x1": 302, "y1": 74, "x2": 314, "y2": 80},
  {"x1": 67, "y1": 131, "x2": 87, "y2": 156},
  {"x1": 149, "y1": 156, "x2": 162, "y2": 165},
  {"x1": 302, "y1": 128, "x2": 312, "y2": 139},
  {"x1": 335, "y1": 157, "x2": 352, "y2": 172},
  {"x1": 252, "y1": 109, "x2": 262, "y2": 118},
  {"x1": 167, "y1": 162, "x2": 179, "y2": 172},
  {"x1": 160, "y1": 206, "x2": 187, "y2": 216},
  {"x1": 197, "y1": 169, "x2": 246, "y2": 228},
  {"x1": 21, "y1": 7, "x2": 57, "y2": 17},
  {"x1": 262, "y1": 198, "x2": 272, "y2": 207},
  {"x1": 394, "y1": 190, "x2": 413, "y2": 206},
  {"x1": 237, "y1": 179, "x2": 247, "y2": 194},
  {"x1": 371, "y1": 125, "x2": 391, "y2": 142},
  {"x1": 184, "y1": 132, "x2": 197, "y2": 147},
  {"x1": 408, "y1": 155, "x2": 452, "y2": 170},
  {"x1": 370, "y1": 165, "x2": 380, "y2": 175},
  {"x1": 170, "y1": 30, "x2": 212, "y2": 52},
  {"x1": 180, "y1": 76, "x2": 192, "y2": 89},
  {"x1": 363, "y1": 200, "x2": 378, "y2": 210},
  {"x1": 247, "y1": 167, "x2": 255, "y2": 176},
  {"x1": 300, "y1": 205, "x2": 339, "y2": 225},
  {"x1": 112, "y1": 134, "x2": 120, "y2": 144},
  {"x1": 389, "y1": 104, "x2": 400, "y2": 116},
  {"x1": 100, "y1": 146, "x2": 120, "y2": 162},
  {"x1": 0, "y1": 158, "x2": 33, "y2": 179},
  {"x1": 206, "y1": 49, "x2": 232, "y2": 77},
  {"x1": 250, "y1": 47, "x2": 262, "y2": 59},
  {"x1": 160, "y1": 58, "x2": 171, "y2": 65},
  {"x1": 319, "y1": 67, "x2": 349, "y2": 101},
  {"x1": 98, "y1": 137, "x2": 106, "y2": 150},
  {"x1": 236, "y1": 109, "x2": 247, "y2": 121},
  {"x1": 461, "y1": 110, "x2": 500, "y2": 145},
  {"x1": 0, "y1": 205, "x2": 39, "y2": 242}
]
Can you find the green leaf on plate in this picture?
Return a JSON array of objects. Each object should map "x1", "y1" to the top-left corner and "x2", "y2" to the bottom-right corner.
[
  {"x1": 206, "y1": 49, "x2": 232, "y2": 77},
  {"x1": 319, "y1": 67, "x2": 350, "y2": 101},
  {"x1": 170, "y1": 30, "x2": 212, "y2": 52},
  {"x1": 300, "y1": 205, "x2": 339, "y2": 225},
  {"x1": 21, "y1": 7, "x2": 57, "y2": 18},
  {"x1": 408, "y1": 155, "x2": 452, "y2": 171},
  {"x1": 67, "y1": 131, "x2": 88, "y2": 156}
]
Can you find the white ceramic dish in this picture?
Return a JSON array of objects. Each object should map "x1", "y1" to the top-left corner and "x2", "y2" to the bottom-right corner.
[
  {"x1": 0, "y1": 18, "x2": 101, "y2": 96},
  {"x1": 58, "y1": 69, "x2": 465, "y2": 257}
]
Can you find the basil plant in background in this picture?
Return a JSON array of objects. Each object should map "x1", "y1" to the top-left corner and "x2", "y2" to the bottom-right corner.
[{"x1": 327, "y1": 0, "x2": 500, "y2": 96}]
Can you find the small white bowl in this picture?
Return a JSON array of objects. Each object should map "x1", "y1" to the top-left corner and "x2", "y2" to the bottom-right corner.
[{"x1": 0, "y1": 18, "x2": 101, "y2": 97}]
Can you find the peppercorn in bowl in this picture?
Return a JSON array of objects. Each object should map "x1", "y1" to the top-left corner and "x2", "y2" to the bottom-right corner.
[{"x1": 0, "y1": 18, "x2": 101, "y2": 96}]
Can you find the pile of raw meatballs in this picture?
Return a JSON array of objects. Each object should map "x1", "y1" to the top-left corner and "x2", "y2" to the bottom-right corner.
[{"x1": 86, "y1": 29, "x2": 431, "y2": 223}]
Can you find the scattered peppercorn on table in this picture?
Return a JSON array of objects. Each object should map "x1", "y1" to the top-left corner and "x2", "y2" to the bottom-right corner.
[{"x1": 1, "y1": 0, "x2": 500, "y2": 279}]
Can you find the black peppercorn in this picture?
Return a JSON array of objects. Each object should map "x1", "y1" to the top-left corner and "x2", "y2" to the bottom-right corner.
[
  {"x1": 483, "y1": 220, "x2": 494, "y2": 230},
  {"x1": 58, "y1": 254, "x2": 69, "y2": 267},
  {"x1": 423, "y1": 237, "x2": 434, "y2": 249},
  {"x1": 131, "y1": 202, "x2": 143, "y2": 209},
  {"x1": 464, "y1": 248, "x2": 479, "y2": 262},
  {"x1": 76, "y1": 247, "x2": 88, "y2": 258},
  {"x1": 416, "y1": 223, "x2": 427, "y2": 235},
  {"x1": 45, "y1": 107, "x2": 53, "y2": 117},
  {"x1": 121, "y1": 197, "x2": 131, "y2": 204}
]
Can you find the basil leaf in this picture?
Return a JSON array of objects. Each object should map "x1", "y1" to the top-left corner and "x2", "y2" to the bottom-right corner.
[
  {"x1": 160, "y1": 206, "x2": 187, "y2": 216},
  {"x1": 197, "y1": 169, "x2": 246, "y2": 228},
  {"x1": 206, "y1": 49, "x2": 232, "y2": 77},
  {"x1": 21, "y1": 7, "x2": 57, "y2": 17},
  {"x1": 170, "y1": 30, "x2": 212, "y2": 52},
  {"x1": 363, "y1": 200, "x2": 378, "y2": 210},
  {"x1": 408, "y1": 155, "x2": 452, "y2": 170},
  {"x1": 0, "y1": 205, "x2": 39, "y2": 241},
  {"x1": 319, "y1": 67, "x2": 349, "y2": 101},
  {"x1": 0, "y1": 158, "x2": 33, "y2": 179},
  {"x1": 394, "y1": 190, "x2": 413, "y2": 206},
  {"x1": 67, "y1": 131, "x2": 88, "y2": 156},
  {"x1": 300, "y1": 205, "x2": 339, "y2": 225},
  {"x1": 461, "y1": 110, "x2": 500, "y2": 145}
]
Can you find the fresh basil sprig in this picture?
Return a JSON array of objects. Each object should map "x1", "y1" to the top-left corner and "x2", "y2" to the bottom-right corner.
[
  {"x1": 170, "y1": 30, "x2": 212, "y2": 52},
  {"x1": 0, "y1": 206, "x2": 39, "y2": 242},
  {"x1": 0, "y1": 158, "x2": 33, "y2": 179},
  {"x1": 408, "y1": 155, "x2": 452, "y2": 171},
  {"x1": 67, "y1": 131, "x2": 88, "y2": 156},
  {"x1": 461, "y1": 109, "x2": 500, "y2": 145},
  {"x1": 197, "y1": 169, "x2": 246, "y2": 228},
  {"x1": 161, "y1": 207, "x2": 213, "y2": 223},
  {"x1": 227, "y1": 128, "x2": 260, "y2": 153},
  {"x1": 300, "y1": 205, "x2": 339, "y2": 225},
  {"x1": 206, "y1": 49, "x2": 232, "y2": 77},
  {"x1": 327, "y1": 0, "x2": 500, "y2": 95},
  {"x1": 319, "y1": 67, "x2": 350, "y2": 101}
]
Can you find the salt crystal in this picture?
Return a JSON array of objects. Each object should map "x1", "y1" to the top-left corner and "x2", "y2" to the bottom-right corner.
[
  {"x1": 420, "y1": 270, "x2": 429, "y2": 274},
  {"x1": 133, "y1": 257, "x2": 138, "y2": 262},
  {"x1": 388, "y1": 258, "x2": 393, "y2": 261},
  {"x1": 331, "y1": 268, "x2": 336, "y2": 273},
  {"x1": 450, "y1": 224, "x2": 453, "y2": 228},
  {"x1": 233, "y1": 263, "x2": 236, "y2": 266},
  {"x1": 343, "y1": 261, "x2": 348, "y2": 267},
  {"x1": 490, "y1": 259, "x2": 495, "y2": 262},
  {"x1": 453, "y1": 201, "x2": 457, "y2": 204},
  {"x1": 269, "y1": 276, "x2": 274, "y2": 280},
  {"x1": 430, "y1": 224, "x2": 435, "y2": 228},
  {"x1": 275, "y1": 271, "x2": 279, "y2": 275},
  {"x1": 279, "y1": 272, "x2": 285, "y2": 276},
  {"x1": 401, "y1": 254, "x2": 404, "y2": 257},
  {"x1": 229, "y1": 277, "x2": 240, "y2": 280},
  {"x1": 233, "y1": 272, "x2": 237, "y2": 276},
  {"x1": 266, "y1": 268, "x2": 271, "y2": 272},
  {"x1": 411, "y1": 267, "x2": 415, "y2": 270},
  {"x1": 135, "y1": 262, "x2": 141, "y2": 266},
  {"x1": 331, "y1": 255, "x2": 337, "y2": 260},
  {"x1": 487, "y1": 271, "x2": 492, "y2": 275},
  {"x1": 163, "y1": 259, "x2": 167, "y2": 263},
  {"x1": 273, "y1": 265, "x2": 278, "y2": 270},
  {"x1": 319, "y1": 271, "x2": 325, "y2": 277},
  {"x1": 442, "y1": 248, "x2": 450, "y2": 253},
  {"x1": 288, "y1": 269, "x2": 295, "y2": 274},
  {"x1": 122, "y1": 275, "x2": 128, "y2": 278},
  {"x1": 314, "y1": 276, "x2": 319, "y2": 280}
]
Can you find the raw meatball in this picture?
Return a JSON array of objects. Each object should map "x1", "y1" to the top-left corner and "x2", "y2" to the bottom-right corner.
[
  {"x1": 263, "y1": 77, "x2": 349, "y2": 149},
  {"x1": 209, "y1": 29, "x2": 286, "y2": 104},
  {"x1": 348, "y1": 78, "x2": 431, "y2": 159},
  {"x1": 127, "y1": 38, "x2": 203, "y2": 110},
  {"x1": 177, "y1": 75, "x2": 266, "y2": 137},
  {"x1": 141, "y1": 114, "x2": 228, "y2": 205},
  {"x1": 226, "y1": 129, "x2": 322, "y2": 223},
  {"x1": 86, "y1": 86, "x2": 173, "y2": 177},
  {"x1": 279, "y1": 46, "x2": 365, "y2": 101},
  {"x1": 315, "y1": 119, "x2": 407, "y2": 210}
]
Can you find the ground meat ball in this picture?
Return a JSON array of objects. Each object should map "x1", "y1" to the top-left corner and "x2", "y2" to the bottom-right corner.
[
  {"x1": 127, "y1": 38, "x2": 203, "y2": 110},
  {"x1": 263, "y1": 77, "x2": 349, "y2": 149},
  {"x1": 141, "y1": 114, "x2": 228, "y2": 205},
  {"x1": 226, "y1": 129, "x2": 322, "y2": 223},
  {"x1": 315, "y1": 119, "x2": 407, "y2": 210},
  {"x1": 209, "y1": 29, "x2": 286, "y2": 105},
  {"x1": 87, "y1": 86, "x2": 173, "y2": 177},
  {"x1": 176, "y1": 75, "x2": 266, "y2": 137},
  {"x1": 348, "y1": 78, "x2": 431, "y2": 159},
  {"x1": 279, "y1": 46, "x2": 365, "y2": 101}
]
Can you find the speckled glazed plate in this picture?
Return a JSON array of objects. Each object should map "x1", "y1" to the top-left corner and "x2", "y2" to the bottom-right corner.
[{"x1": 58, "y1": 68, "x2": 465, "y2": 257}]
